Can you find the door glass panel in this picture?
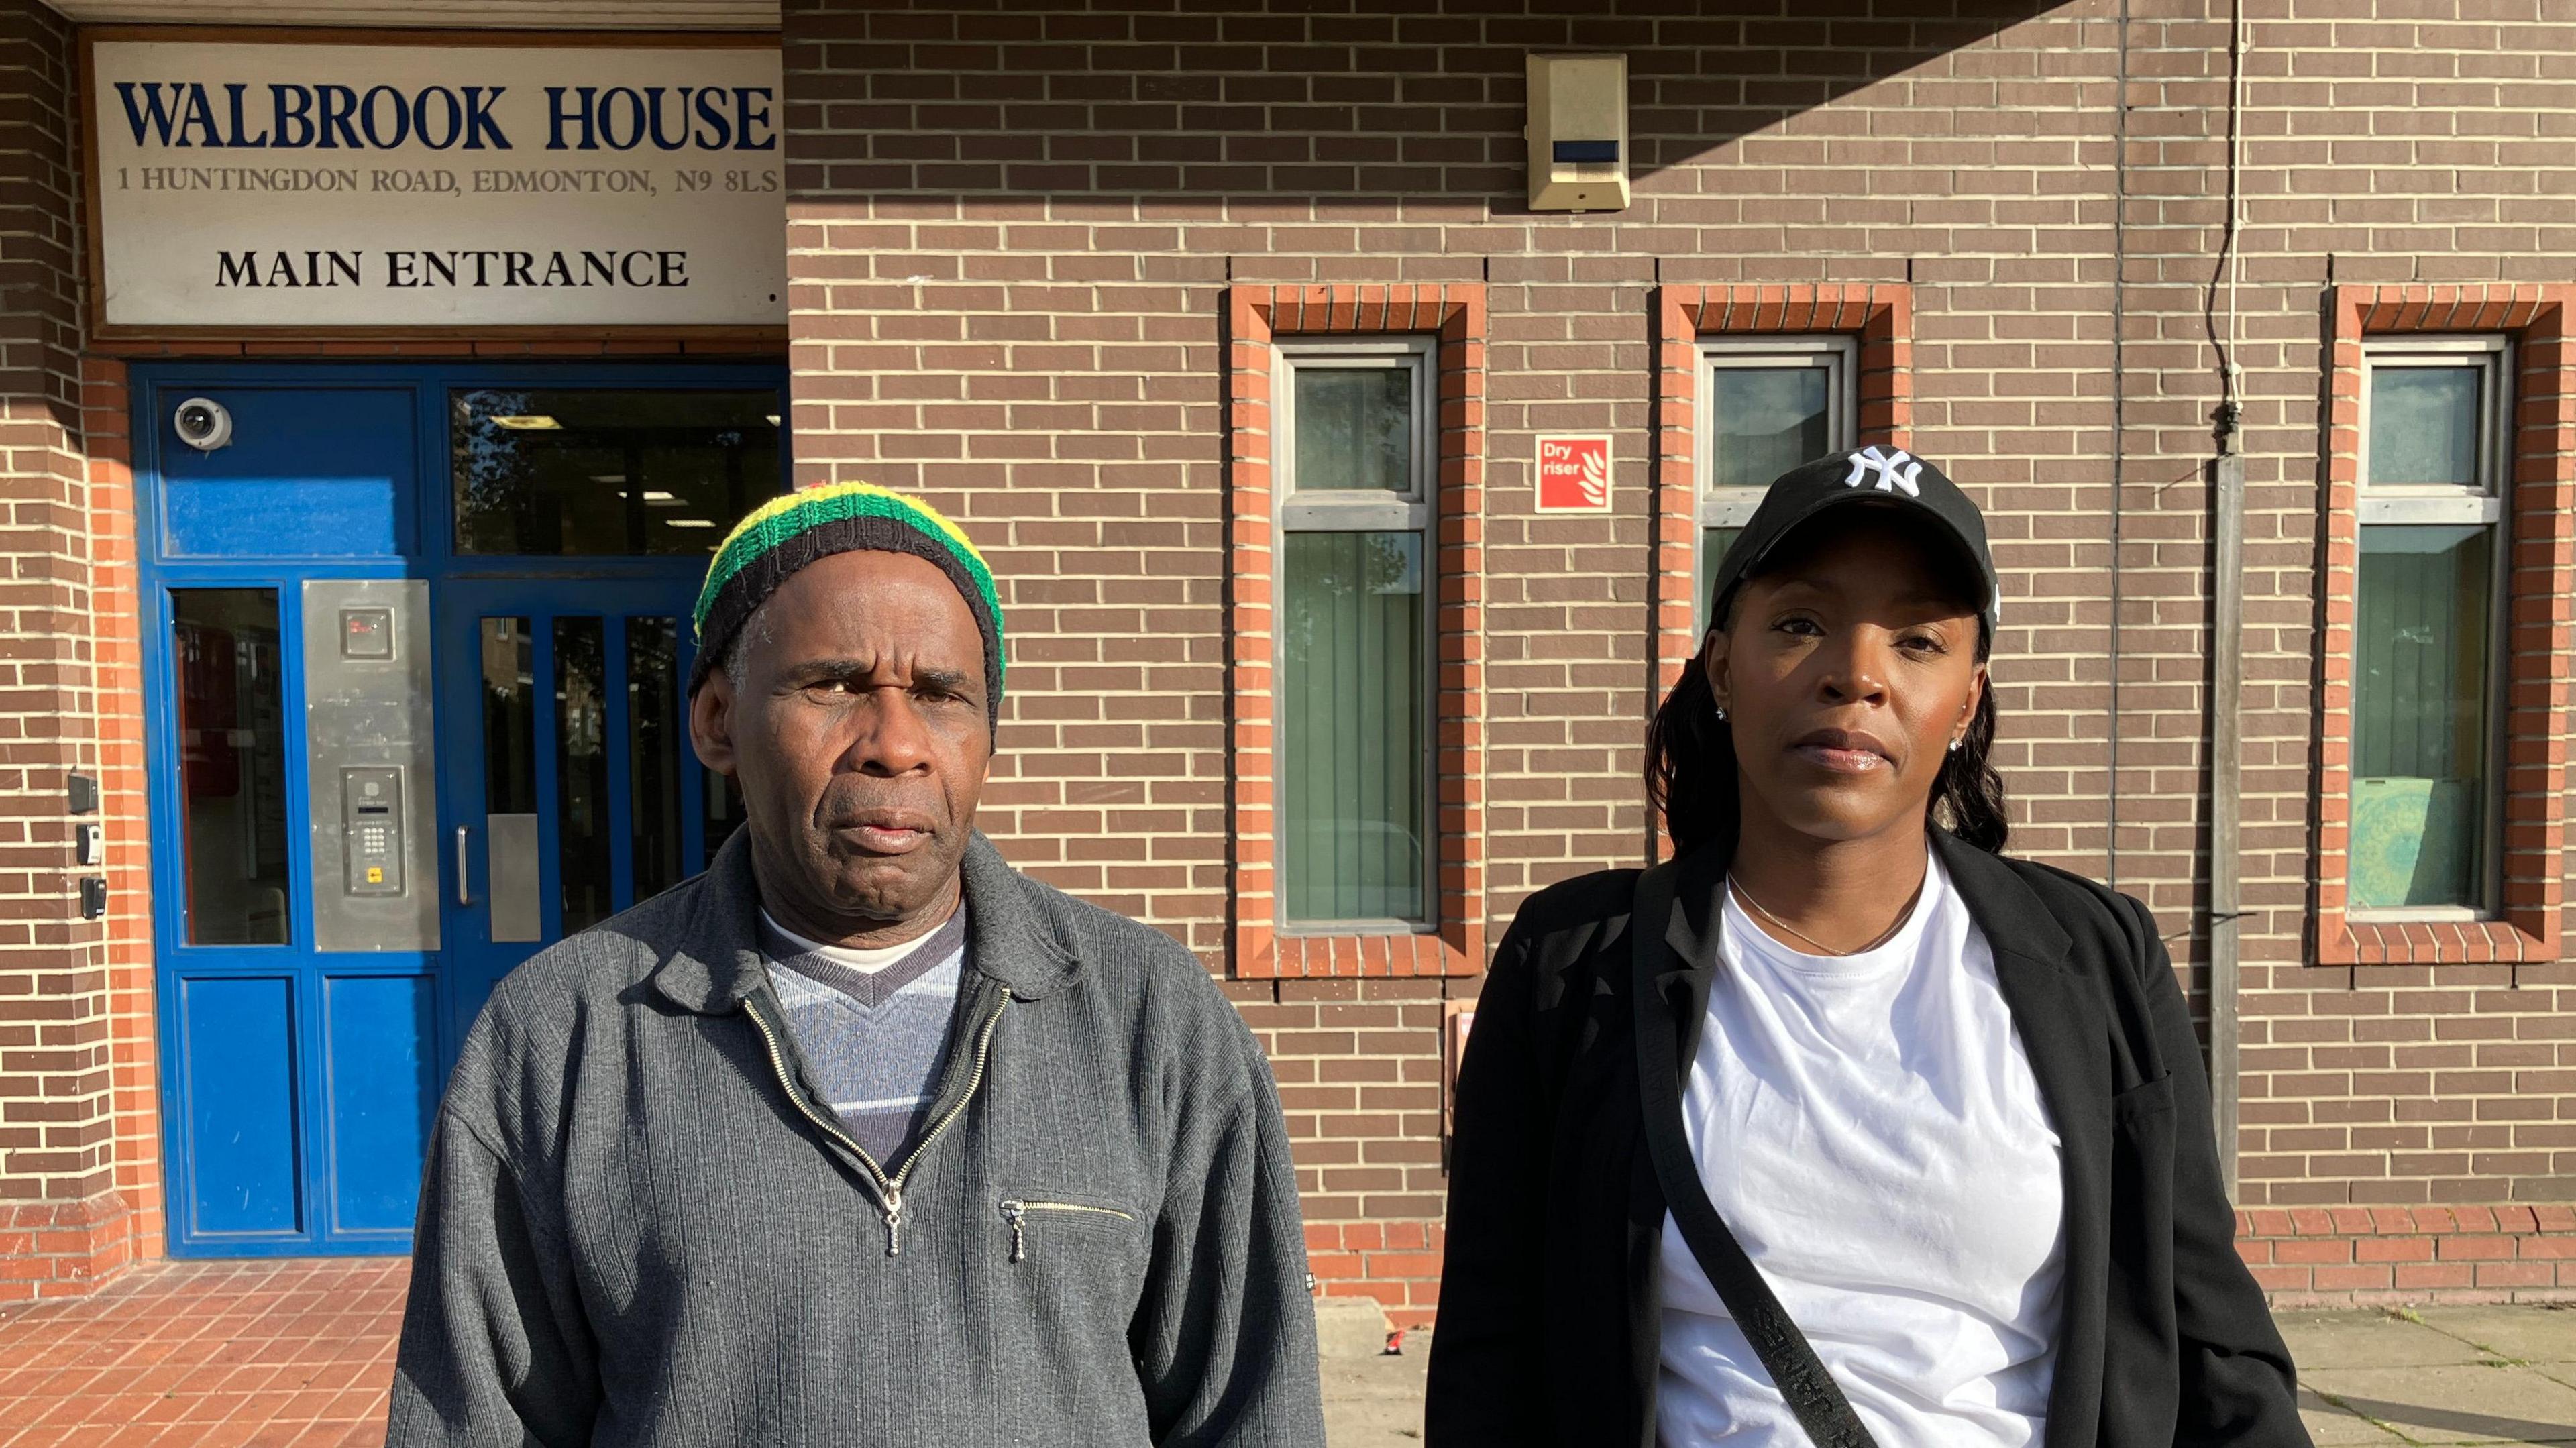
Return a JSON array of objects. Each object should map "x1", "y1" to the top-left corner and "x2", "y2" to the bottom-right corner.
[
  {"x1": 706, "y1": 771, "x2": 744, "y2": 871},
  {"x1": 627, "y1": 617, "x2": 684, "y2": 901},
  {"x1": 480, "y1": 618, "x2": 542, "y2": 944},
  {"x1": 451, "y1": 389, "x2": 780, "y2": 555},
  {"x1": 555, "y1": 618, "x2": 612, "y2": 932},
  {"x1": 480, "y1": 620, "x2": 536, "y2": 815},
  {"x1": 172, "y1": 588, "x2": 291, "y2": 944}
]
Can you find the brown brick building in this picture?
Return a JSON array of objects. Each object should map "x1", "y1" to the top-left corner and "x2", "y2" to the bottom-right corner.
[{"x1": 3, "y1": 0, "x2": 2574, "y2": 1321}]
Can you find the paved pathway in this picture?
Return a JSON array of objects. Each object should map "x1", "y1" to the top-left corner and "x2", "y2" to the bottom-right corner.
[
  {"x1": 2286, "y1": 1304, "x2": 2576, "y2": 1445},
  {"x1": 0, "y1": 1260, "x2": 404, "y2": 1447},
  {"x1": 1320, "y1": 1307, "x2": 2576, "y2": 1446},
  {"x1": 15, "y1": 1258, "x2": 2576, "y2": 1445}
]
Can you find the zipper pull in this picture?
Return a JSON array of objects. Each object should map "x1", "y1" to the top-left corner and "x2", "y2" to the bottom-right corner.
[
  {"x1": 1000, "y1": 1200, "x2": 1028, "y2": 1263},
  {"x1": 882, "y1": 1183, "x2": 904, "y2": 1258}
]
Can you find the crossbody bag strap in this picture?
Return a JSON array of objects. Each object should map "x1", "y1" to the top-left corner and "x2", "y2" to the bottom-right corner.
[{"x1": 1630, "y1": 859, "x2": 1882, "y2": 1448}]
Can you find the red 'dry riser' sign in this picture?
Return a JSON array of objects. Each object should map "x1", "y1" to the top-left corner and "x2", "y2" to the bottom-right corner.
[{"x1": 1535, "y1": 434, "x2": 1612, "y2": 512}]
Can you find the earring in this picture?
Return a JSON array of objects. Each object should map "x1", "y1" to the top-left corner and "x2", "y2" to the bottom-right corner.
[
  {"x1": 1949, "y1": 737, "x2": 1963, "y2": 753},
  {"x1": 1713, "y1": 703, "x2": 1729, "y2": 722}
]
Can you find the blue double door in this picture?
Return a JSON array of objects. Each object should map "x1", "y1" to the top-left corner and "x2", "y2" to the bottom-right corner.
[{"x1": 138, "y1": 363, "x2": 779, "y2": 1256}]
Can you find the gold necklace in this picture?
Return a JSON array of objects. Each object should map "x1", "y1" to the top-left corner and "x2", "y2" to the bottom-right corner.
[{"x1": 1727, "y1": 873, "x2": 1920, "y2": 957}]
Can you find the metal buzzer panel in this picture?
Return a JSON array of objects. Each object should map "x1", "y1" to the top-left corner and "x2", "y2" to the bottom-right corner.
[{"x1": 303, "y1": 580, "x2": 438, "y2": 951}]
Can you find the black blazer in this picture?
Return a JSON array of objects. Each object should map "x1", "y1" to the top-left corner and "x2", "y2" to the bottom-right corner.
[{"x1": 1426, "y1": 831, "x2": 2308, "y2": 1448}]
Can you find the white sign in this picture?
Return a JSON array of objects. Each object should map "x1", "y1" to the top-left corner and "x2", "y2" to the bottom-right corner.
[{"x1": 88, "y1": 38, "x2": 786, "y2": 330}]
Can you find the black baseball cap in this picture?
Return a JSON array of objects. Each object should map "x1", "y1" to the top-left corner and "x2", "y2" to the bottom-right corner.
[{"x1": 1703, "y1": 445, "x2": 2001, "y2": 635}]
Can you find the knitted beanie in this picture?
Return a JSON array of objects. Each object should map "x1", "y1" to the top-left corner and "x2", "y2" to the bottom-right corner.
[{"x1": 688, "y1": 482, "x2": 1004, "y2": 720}]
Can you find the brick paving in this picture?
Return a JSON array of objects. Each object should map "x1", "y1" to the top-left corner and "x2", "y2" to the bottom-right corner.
[
  {"x1": 0, "y1": 1259, "x2": 405, "y2": 1448},
  {"x1": 23, "y1": 1257, "x2": 2576, "y2": 1447}
]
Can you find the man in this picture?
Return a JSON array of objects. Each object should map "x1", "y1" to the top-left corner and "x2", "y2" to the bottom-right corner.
[{"x1": 388, "y1": 482, "x2": 1324, "y2": 1447}]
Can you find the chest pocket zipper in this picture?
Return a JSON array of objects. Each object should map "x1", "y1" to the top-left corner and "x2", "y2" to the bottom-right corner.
[{"x1": 1000, "y1": 1199, "x2": 1135, "y2": 1263}]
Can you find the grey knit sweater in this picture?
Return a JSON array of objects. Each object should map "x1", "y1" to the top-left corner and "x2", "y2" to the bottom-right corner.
[{"x1": 386, "y1": 830, "x2": 1324, "y2": 1447}]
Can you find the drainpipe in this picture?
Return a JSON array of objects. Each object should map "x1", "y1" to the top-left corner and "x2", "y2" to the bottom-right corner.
[
  {"x1": 2208, "y1": 404, "x2": 2245, "y2": 1198},
  {"x1": 2206, "y1": 0, "x2": 2252, "y2": 1201}
]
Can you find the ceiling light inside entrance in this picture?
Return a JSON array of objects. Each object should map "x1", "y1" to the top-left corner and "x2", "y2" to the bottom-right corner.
[{"x1": 490, "y1": 414, "x2": 561, "y2": 431}]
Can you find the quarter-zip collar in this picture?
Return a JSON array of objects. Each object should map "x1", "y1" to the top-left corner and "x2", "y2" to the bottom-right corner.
[
  {"x1": 744, "y1": 971, "x2": 1011, "y2": 1254},
  {"x1": 649, "y1": 828, "x2": 1081, "y2": 1017},
  {"x1": 957, "y1": 830, "x2": 1081, "y2": 1001}
]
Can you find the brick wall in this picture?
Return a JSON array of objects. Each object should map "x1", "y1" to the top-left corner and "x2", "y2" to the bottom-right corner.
[
  {"x1": 2215, "y1": 4, "x2": 2576, "y2": 1213},
  {"x1": 0, "y1": 0, "x2": 2567, "y2": 1313},
  {"x1": 0, "y1": 0, "x2": 135, "y2": 1300},
  {"x1": 2242, "y1": 1205, "x2": 2576, "y2": 1306},
  {"x1": 784, "y1": 0, "x2": 2576, "y2": 1316}
]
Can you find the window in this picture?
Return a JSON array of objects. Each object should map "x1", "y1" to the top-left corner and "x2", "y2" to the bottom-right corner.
[
  {"x1": 451, "y1": 388, "x2": 780, "y2": 555},
  {"x1": 1274, "y1": 339, "x2": 1436, "y2": 930},
  {"x1": 1650, "y1": 286, "x2": 1912, "y2": 744},
  {"x1": 2312, "y1": 284, "x2": 2575, "y2": 968},
  {"x1": 1695, "y1": 338, "x2": 1857, "y2": 632},
  {"x1": 1223, "y1": 282, "x2": 1486, "y2": 978},
  {"x1": 172, "y1": 588, "x2": 292, "y2": 945},
  {"x1": 2349, "y1": 337, "x2": 2512, "y2": 913}
]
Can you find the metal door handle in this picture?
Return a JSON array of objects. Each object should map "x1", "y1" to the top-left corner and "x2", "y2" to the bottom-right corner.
[{"x1": 455, "y1": 825, "x2": 473, "y2": 907}]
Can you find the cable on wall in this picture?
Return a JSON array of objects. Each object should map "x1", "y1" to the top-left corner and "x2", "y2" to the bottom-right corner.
[
  {"x1": 2212, "y1": 0, "x2": 2250, "y2": 431},
  {"x1": 2106, "y1": 0, "x2": 2131, "y2": 890},
  {"x1": 2205, "y1": 0, "x2": 2253, "y2": 1197}
]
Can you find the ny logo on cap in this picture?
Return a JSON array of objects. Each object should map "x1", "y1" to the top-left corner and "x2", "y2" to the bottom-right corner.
[{"x1": 1841, "y1": 445, "x2": 1923, "y2": 497}]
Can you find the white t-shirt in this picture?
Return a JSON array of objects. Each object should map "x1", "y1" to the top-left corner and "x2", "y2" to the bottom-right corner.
[
  {"x1": 761, "y1": 909, "x2": 945, "y2": 975},
  {"x1": 1656, "y1": 850, "x2": 2067, "y2": 1448}
]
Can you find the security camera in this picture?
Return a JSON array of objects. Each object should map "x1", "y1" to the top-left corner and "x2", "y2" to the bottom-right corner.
[{"x1": 174, "y1": 397, "x2": 233, "y2": 453}]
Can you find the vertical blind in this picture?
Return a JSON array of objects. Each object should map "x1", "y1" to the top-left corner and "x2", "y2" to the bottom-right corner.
[
  {"x1": 2351, "y1": 524, "x2": 2492, "y2": 909},
  {"x1": 1281, "y1": 530, "x2": 1428, "y2": 923}
]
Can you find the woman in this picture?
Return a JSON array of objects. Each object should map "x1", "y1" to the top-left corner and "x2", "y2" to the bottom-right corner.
[{"x1": 1426, "y1": 449, "x2": 2306, "y2": 1447}]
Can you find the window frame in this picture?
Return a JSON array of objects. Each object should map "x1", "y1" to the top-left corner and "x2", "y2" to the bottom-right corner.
[
  {"x1": 2348, "y1": 335, "x2": 2516, "y2": 923},
  {"x1": 1270, "y1": 335, "x2": 1441, "y2": 936},
  {"x1": 1222, "y1": 282, "x2": 1487, "y2": 980},
  {"x1": 2311, "y1": 286, "x2": 2576, "y2": 968},
  {"x1": 1692, "y1": 335, "x2": 1860, "y2": 634},
  {"x1": 2357, "y1": 336, "x2": 2513, "y2": 522},
  {"x1": 1650, "y1": 286, "x2": 1915, "y2": 870}
]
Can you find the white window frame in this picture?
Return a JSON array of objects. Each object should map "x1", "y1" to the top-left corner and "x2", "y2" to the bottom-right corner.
[
  {"x1": 2349, "y1": 334, "x2": 2514, "y2": 922},
  {"x1": 2357, "y1": 335, "x2": 2512, "y2": 524},
  {"x1": 1693, "y1": 337, "x2": 1858, "y2": 634},
  {"x1": 1271, "y1": 335, "x2": 1438, "y2": 935}
]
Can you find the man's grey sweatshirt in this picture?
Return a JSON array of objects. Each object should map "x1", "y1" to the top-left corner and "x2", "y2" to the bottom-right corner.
[{"x1": 385, "y1": 830, "x2": 1326, "y2": 1447}]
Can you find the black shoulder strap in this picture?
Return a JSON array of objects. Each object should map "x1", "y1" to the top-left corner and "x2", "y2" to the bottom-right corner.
[{"x1": 1630, "y1": 858, "x2": 1882, "y2": 1448}]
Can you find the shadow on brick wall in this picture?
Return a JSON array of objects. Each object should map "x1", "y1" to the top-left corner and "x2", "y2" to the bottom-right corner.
[{"x1": 783, "y1": 0, "x2": 2071, "y2": 215}]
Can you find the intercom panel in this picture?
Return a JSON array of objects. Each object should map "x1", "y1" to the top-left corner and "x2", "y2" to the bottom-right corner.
[
  {"x1": 303, "y1": 579, "x2": 438, "y2": 950},
  {"x1": 340, "y1": 767, "x2": 407, "y2": 897}
]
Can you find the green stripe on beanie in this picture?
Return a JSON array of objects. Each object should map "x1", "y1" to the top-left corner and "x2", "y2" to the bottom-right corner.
[{"x1": 688, "y1": 482, "x2": 1005, "y2": 720}]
